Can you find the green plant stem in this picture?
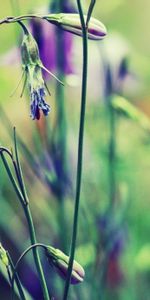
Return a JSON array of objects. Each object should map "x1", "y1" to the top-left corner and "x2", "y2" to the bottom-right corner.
[
  {"x1": 11, "y1": 243, "x2": 48, "y2": 296},
  {"x1": 14, "y1": 133, "x2": 50, "y2": 300},
  {"x1": 7, "y1": 252, "x2": 26, "y2": 300},
  {"x1": 63, "y1": 1, "x2": 88, "y2": 299},
  {"x1": 55, "y1": 0, "x2": 67, "y2": 251},
  {"x1": 23, "y1": 204, "x2": 50, "y2": 300},
  {"x1": 0, "y1": 150, "x2": 50, "y2": 300}
]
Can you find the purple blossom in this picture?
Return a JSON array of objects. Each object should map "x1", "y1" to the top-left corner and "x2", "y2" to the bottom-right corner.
[
  {"x1": 21, "y1": 31, "x2": 52, "y2": 120},
  {"x1": 30, "y1": 86, "x2": 50, "y2": 120},
  {"x1": 30, "y1": 3, "x2": 76, "y2": 78}
]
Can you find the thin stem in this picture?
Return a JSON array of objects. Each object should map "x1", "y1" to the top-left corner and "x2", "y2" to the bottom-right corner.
[
  {"x1": 7, "y1": 252, "x2": 26, "y2": 300},
  {"x1": 11, "y1": 243, "x2": 48, "y2": 297},
  {"x1": 0, "y1": 147, "x2": 50, "y2": 299},
  {"x1": 0, "y1": 14, "x2": 58, "y2": 25},
  {"x1": 15, "y1": 243, "x2": 48, "y2": 270},
  {"x1": 23, "y1": 204, "x2": 50, "y2": 300},
  {"x1": 63, "y1": 0, "x2": 88, "y2": 299},
  {"x1": 86, "y1": 0, "x2": 96, "y2": 27},
  {"x1": 55, "y1": 0, "x2": 68, "y2": 250},
  {"x1": 0, "y1": 151, "x2": 25, "y2": 205},
  {"x1": 14, "y1": 133, "x2": 50, "y2": 300},
  {"x1": 13, "y1": 128, "x2": 29, "y2": 203}
]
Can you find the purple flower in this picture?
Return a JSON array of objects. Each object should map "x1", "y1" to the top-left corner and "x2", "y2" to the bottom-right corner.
[
  {"x1": 30, "y1": 3, "x2": 77, "y2": 78},
  {"x1": 20, "y1": 28, "x2": 62, "y2": 120},
  {"x1": 27, "y1": 65, "x2": 50, "y2": 120},
  {"x1": 21, "y1": 31, "x2": 50, "y2": 120}
]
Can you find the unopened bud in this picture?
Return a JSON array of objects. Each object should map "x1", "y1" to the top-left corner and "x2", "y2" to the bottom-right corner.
[
  {"x1": 0, "y1": 244, "x2": 9, "y2": 267},
  {"x1": 45, "y1": 13, "x2": 107, "y2": 40},
  {"x1": 46, "y1": 246, "x2": 85, "y2": 284}
]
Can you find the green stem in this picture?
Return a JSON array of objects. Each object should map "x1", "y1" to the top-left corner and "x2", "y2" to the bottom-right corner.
[
  {"x1": 0, "y1": 151, "x2": 50, "y2": 300},
  {"x1": 63, "y1": 0, "x2": 88, "y2": 299},
  {"x1": 7, "y1": 252, "x2": 26, "y2": 300},
  {"x1": 14, "y1": 134, "x2": 50, "y2": 300},
  {"x1": 23, "y1": 204, "x2": 50, "y2": 300},
  {"x1": 11, "y1": 243, "x2": 48, "y2": 295},
  {"x1": 55, "y1": 0, "x2": 67, "y2": 250}
]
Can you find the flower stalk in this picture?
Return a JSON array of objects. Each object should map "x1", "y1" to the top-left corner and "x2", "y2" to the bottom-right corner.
[
  {"x1": 63, "y1": 0, "x2": 89, "y2": 298},
  {"x1": 0, "y1": 134, "x2": 50, "y2": 300},
  {"x1": 0, "y1": 13, "x2": 107, "y2": 40}
]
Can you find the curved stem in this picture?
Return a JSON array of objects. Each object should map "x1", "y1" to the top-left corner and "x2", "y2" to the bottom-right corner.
[
  {"x1": 7, "y1": 252, "x2": 26, "y2": 300},
  {"x1": 11, "y1": 243, "x2": 47, "y2": 289},
  {"x1": 23, "y1": 204, "x2": 50, "y2": 300},
  {"x1": 0, "y1": 14, "x2": 58, "y2": 25},
  {"x1": 63, "y1": 1, "x2": 88, "y2": 299},
  {"x1": 14, "y1": 132, "x2": 50, "y2": 300},
  {"x1": 0, "y1": 141, "x2": 50, "y2": 300}
]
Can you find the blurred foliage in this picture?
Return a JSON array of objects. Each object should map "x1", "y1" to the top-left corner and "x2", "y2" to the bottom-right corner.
[{"x1": 0, "y1": 0, "x2": 150, "y2": 300}]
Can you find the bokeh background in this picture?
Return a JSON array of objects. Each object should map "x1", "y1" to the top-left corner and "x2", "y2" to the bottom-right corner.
[{"x1": 0, "y1": 0, "x2": 150, "y2": 299}]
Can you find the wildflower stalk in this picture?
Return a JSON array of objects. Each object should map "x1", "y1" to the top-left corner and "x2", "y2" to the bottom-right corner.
[
  {"x1": 86, "y1": 0, "x2": 96, "y2": 26},
  {"x1": 0, "y1": 140, "x2": 50, "y2": 300},
  {"x1": 7, "y1": 252, "x2": 26, "y2": 300},
  {"x1": 55, "y1": 0, "x2": 68, "y2": 250},
  {"x1": 63, "y1": 0, "x2": 89, "y2": 298},
  {"x1": 23, "y1": 205, "x2": 50, "y2": 300},
  {"x1": 13, "y1": 131, "x2": 50, "y2": 300},
  {"x1": 11, "y1": 243, "x2": 47, "y2": 299}
]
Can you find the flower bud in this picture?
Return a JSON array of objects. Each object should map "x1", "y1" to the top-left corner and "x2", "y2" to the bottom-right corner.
[
  {"x1": 0, "y1": 243, "x2": 9, "y2": 267},
  {"x1": 46, "y1": 246, "x2": 85, "y2": 284},
  {"x1": 21, "y1": 32, "x2": 40, "y2": 66},
  {"x1": 45, "y1": 13, "x2": 107, "y2": 40}
]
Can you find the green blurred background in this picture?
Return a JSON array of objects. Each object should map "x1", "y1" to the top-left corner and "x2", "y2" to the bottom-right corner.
[{"x1": 0, "y1": 1, "x2": 150, "y2": 300}]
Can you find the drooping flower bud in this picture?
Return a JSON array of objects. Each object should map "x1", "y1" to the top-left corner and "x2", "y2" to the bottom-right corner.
[
  {"x1": 20, "y1": 22, "x2": 63, "y2": 120},
  {"x1": 0, "y1": 243, "x2": 9, "y2": 267},
  {"x1": 45, "y1": 13, "x2": 107, "y2": 40},
  {"x1": 21, "y1": 32, "x2": 50, "y2": 120},
  {"x1": 46, "y1": 246, "x2": 85, "y2": 284}
]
